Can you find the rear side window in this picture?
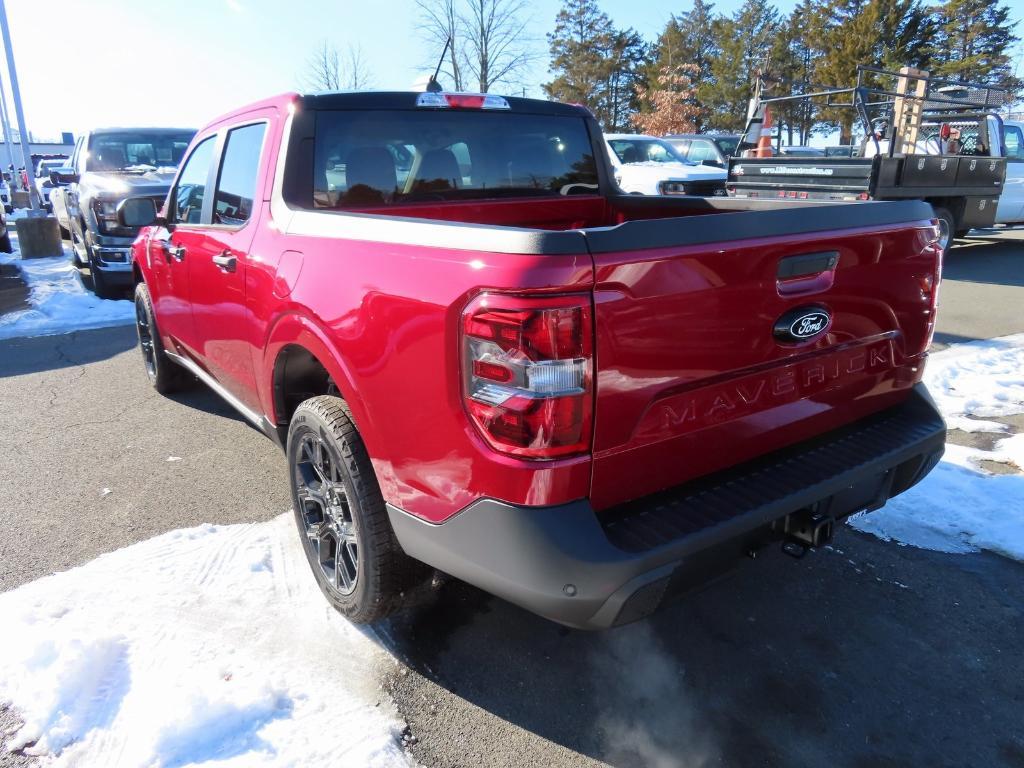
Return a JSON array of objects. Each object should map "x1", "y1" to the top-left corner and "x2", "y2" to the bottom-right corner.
[
  {"x1": 172, "y1": 137, "x2": 215, "y2": 225},
  {"x1": 214, "y1": 123, "x2": 266, "y2": 225},
  {"x1": 308, "y1": 110, "x2": 599, "y2": 208}
]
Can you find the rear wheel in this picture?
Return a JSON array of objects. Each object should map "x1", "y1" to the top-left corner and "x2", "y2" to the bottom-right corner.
[
  {"x1": 134, "y1": 282, "x2": 183, "y2": 394},
  {"x1": 288, "y1": 396, "x2": 426, "y2": 624},
  {"x1": 933, "y1": 206, "x2": 955, "y2": 256}
]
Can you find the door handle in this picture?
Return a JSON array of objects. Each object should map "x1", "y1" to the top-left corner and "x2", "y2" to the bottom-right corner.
[
  {"x1": 160, "y1": 241, "x2": 186, "y2": 262},
  {"x1": 212, "y1": 251, "x2": 237, "y2": 272}
]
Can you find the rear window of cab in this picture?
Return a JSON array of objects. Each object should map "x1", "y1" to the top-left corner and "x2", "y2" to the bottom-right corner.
[{"x1": 306, "y1": 110, "x2": 600, "y2": 209}]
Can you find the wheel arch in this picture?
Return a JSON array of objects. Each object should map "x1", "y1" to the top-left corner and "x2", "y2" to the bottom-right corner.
[{"x1": 263, "y1": 313, "x2": 377, "y2": 455}]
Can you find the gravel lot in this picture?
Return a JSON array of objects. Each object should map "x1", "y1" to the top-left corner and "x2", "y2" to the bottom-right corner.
[{"x1": 1, "y1": 230, "x2": 1022, "y2": 767}]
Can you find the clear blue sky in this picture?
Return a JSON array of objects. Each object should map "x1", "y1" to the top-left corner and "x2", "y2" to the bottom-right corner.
[{"x1": 6, "y1": 0, "x2": 1023, "y2": 138}]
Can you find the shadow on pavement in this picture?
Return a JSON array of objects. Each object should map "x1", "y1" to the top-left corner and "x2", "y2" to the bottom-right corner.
[
  {"x1": 380, "y1": 530, "x2": 1024, "y2": 768},
  {"x1": 0, "y1": 325, "x2": 137, "y2": 378},
  {"x1": 945, "y1": 235, "x2": 1024, "y2": 288}
]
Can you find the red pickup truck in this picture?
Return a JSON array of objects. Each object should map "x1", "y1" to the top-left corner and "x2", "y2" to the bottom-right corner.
[{"x1": 126, "y1": 91, "x2": 945, "y2": 629}]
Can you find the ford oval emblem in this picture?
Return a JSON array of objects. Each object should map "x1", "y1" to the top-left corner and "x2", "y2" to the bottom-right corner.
[{"x1": 774, "y1": 306, "x2": 831, "y2": 344}]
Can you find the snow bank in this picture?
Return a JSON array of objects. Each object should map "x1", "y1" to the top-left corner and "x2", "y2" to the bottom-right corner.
[
  {"x1": 0, "y1": 248, "x2": 134, "y2": 341},
  {"x1": 849, "y1": 335, "x2": 1024, "y2": 560},
  {"x1": 923, "y1": 333, "x2": 1024, "y2": 433},
  {"x1": 0, "y1": 515, "x2": 414, "y2": 767}
]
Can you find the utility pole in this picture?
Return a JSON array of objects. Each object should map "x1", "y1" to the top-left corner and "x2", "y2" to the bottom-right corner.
[
  {"x1": 0, "y1": 76, "x2": 16, "y2": 175},
  {"x1": 0, "y1": 0, "x2": 39, "y2": 208}
]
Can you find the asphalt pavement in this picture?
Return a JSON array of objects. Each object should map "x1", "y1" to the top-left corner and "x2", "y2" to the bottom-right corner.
[{"x1": 1, "y1": 231, "x2": 1023, "y2": 767}]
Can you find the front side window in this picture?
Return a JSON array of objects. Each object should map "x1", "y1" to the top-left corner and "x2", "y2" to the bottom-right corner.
[
  {"x1": 309, "y1": 109, "x2": 599, "y2": 209},
  {"x1": 172, "y1": 136, "x2": 216, "y2": 225},
  {"x1": 214, "y1": 123, "x2": 266, "y2": 225}
]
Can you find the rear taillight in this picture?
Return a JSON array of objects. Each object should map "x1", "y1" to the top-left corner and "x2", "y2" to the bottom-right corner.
[
  {"x1": 461, "y1": 293, "x2": 593, "y2": 460},
  {"x1": 920, "y1": 223, "x2": 944, "y2": 348}
]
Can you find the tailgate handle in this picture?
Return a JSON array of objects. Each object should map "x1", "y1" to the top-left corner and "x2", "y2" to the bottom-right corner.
[
  {"x1": 777, "y1": 251, "x2": 839, "y2": 279},
  {"x1": 777, "y1": 251, "x2": 839, "y2": 297}
]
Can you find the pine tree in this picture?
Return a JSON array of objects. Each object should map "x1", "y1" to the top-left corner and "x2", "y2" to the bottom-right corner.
[
  {"x1": 928, "y1": 0, "x2": 1022, "y2": 98},
  {"x1": 604, "y1": 29, "x2": 650, "y2": 132},
  {"x1": 808, "y1": 0, "x2": 933, "y2": 141},
  {"x1": 543, "y1": 0, "x2": 615, "y2": 110},
  {"x1": 544, "y1": 0, "x2": 648, "y2": 130},
  {"x1": 770, "y1": 0, "x2": 816, "y2": 145},
  {"x1": 704, "y1": 0, "x2": 780, "y2": 131}
]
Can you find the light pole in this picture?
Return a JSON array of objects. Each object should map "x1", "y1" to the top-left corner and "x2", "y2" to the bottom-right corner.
[
  {"x1": 0, "y1": 0, "x2": 39, "y2": 208},
  {"x1": 0, "y1": 76, "x2": 16, "y2": 176}
]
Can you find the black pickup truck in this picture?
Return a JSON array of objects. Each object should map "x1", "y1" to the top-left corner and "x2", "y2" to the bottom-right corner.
[{"x1": 51, "y1": 127, "x2": 194, "y2": 297}]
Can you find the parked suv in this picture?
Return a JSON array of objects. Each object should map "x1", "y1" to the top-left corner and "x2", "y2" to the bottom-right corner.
[
  {"x1": 128, "y1": 91, "x2": 945, "y2": 629},
  {"x1": 56, "y1": 127, "x2": 195, "y2": 297}
]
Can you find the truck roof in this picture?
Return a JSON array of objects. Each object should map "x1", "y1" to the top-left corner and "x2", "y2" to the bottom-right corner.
[
  {"x1": 88, "y1": 126, "x2": 196, "y2": 135},
  {"x1": 202, "y1": 91, "x2": 596, "y2": 131},
  {"x1": 298, "y1": 91, "x2": 593, "y2": 118}
]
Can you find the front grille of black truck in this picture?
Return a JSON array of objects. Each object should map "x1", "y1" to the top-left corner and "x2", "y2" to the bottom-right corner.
[{"x1": 600, "y1": 393, "x2": 946, "y2": 553}]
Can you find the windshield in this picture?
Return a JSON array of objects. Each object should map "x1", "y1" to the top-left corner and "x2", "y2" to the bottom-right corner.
[
  {"x1": 86, "y1": 131, "x2": 196, "y2": 172},
  {"x1": 309, "y1": 109, "x2": 599, "y2": 209},
  {"x1": 608, "y1": 138, "x2": 685, "y2": 165},
  {"x1": 713, "y1": 137, "x2": 740, "y2": 157}
]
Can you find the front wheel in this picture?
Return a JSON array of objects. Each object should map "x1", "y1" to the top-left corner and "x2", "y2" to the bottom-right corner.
[
  {"x1": 288, "y1": 396, "x2": 426, "y2": 623},
  {"x1": 134, "y1": 282, "x2": 184, "y2": 394},
  {"x1": 89, "y1": 257, "x2": 117, "y2": 300}
]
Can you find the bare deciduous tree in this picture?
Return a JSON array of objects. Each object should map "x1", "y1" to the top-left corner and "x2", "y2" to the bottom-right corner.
[
  {"x1": 416, "y1": 0, "x2": 535, "y2": 93},
  {"x1": 303, "y1": 41, "x2": 374, "y2": 92},
  {"x1": 343, "y1": 44, "x2": 373, "y2": 90},
  {"x1": 416, "y1": 0, "x2": 465, "y2": 91},
  {"x1": 305, "y1": 41, "x2": 341, "y2": 91},
  {"x1": 462, "y1": 0, "x2": 535, "y2": 92}
]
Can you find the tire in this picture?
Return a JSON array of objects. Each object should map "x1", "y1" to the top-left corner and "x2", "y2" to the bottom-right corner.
[
  {"x1": 59, "y1": 224, "x2": 70, "y2": 240},
  {"x1": 287, "y1": 396, "x2": 426, "y2": 624},
  {"x1": 0, "y1": 231, "x2": 10, "y2": 254},
  {"x1": 134, "y1": 282, "x2": 183, "y2": 394},
  {"x1": 68, "y1": 220, "x2": 86, "y2": 266},
  {"x1": 932, "y1": 206, "x2": 955, "y2": 256},
  {"x1": 90, "y1": 257, "x2": 117, "y2": 300}
]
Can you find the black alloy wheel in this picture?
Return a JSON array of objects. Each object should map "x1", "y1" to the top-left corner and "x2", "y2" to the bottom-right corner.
[{"x1": 294, "y1": 432, "x2": 360, "y2": 596}]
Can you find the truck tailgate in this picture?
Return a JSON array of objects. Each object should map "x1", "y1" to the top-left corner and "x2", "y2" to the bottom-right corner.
[{"x1": 583, "y1": 201, "x2": 940, "y2": 511}]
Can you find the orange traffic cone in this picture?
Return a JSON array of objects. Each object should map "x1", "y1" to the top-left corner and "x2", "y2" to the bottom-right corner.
[{"x1": 755, "y1": 105, "x2": 774, "y2": 158}]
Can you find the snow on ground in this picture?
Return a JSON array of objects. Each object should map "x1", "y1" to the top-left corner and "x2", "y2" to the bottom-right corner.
[
  {"x1": 922, "y1": 333, "x2": 1024, "y2": 433},
  {"x1": 0, "y1": 243, "x2": 134, "y2": 341},
  {"x1": 0, "y1": 515, "x2": 414, "y2": 767},
  {"x1": 849, "y1": 334, "x2": 1024, "y2": 560}
]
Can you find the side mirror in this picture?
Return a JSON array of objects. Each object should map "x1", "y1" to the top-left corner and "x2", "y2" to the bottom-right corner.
[
  {"x1": 116, "y1": 197, "x2": 161, "y2": 228},
  {"x1": 50, "y1": 168, "x2": 78, "y2": 185}
]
